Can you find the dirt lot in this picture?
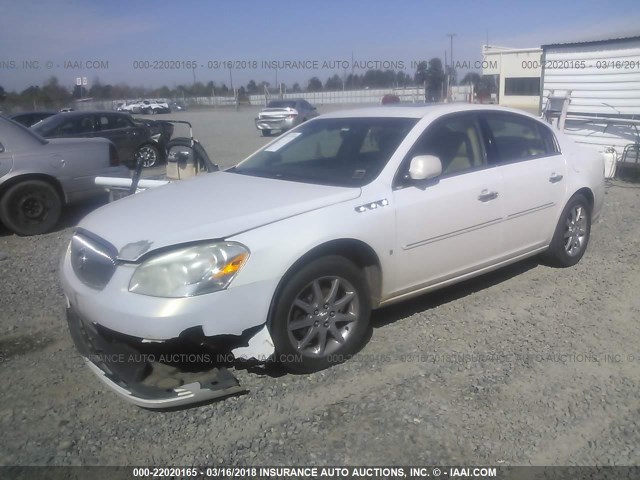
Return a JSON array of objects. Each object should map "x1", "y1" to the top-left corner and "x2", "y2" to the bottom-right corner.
[{"x1": 1, "y1": 108, "x2": 640, "y2": 467}]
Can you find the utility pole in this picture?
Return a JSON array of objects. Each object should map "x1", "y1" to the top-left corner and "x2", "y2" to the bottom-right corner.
[
  {"x1": 446, "y1": 33, "x2": 456, "y2": 102},
  {"x1": 447, "y1": 33, "x2": 456, "y2": 75},
  {"x1": 444, "y1": 51, "x2": 448, "y2": 102},
  {"x1": 447, "y1": 33, "x2": 456, "y2": 71}
]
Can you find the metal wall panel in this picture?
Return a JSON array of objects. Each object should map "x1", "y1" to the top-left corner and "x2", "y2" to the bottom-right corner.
[{"x1": 541, "y1": 38, "x2": 640, "y2": 159}]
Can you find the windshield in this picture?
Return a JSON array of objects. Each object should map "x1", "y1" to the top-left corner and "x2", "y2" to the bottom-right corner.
[
  {"x1": 266, "y1": 100, "x2": 297, "y2": 109},
  {"x1": 230, "y1": 117, "x2": 417, "y2": 187},
  {"x1": 30, "y1": 114, "x2": 65, "y2": 136}
]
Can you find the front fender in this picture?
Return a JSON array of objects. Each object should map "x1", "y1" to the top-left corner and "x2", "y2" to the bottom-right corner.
[{"x1": 227, "y1": 195, "x2": 395, "y2": 301}]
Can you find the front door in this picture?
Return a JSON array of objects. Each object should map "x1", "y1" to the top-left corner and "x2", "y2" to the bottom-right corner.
[{"x1": 391, "y1": 113, "x2": 504, "y2": 297}]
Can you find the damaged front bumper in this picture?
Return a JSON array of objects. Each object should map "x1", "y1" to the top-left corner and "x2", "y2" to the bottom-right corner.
[{"x1": 67, "y1": 306, "x2": 257, "y2": 408}]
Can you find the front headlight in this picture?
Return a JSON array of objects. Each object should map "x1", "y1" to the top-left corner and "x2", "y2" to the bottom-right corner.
[{"x1": 129, "y1": 242, "x2": 249, "y2": 298}]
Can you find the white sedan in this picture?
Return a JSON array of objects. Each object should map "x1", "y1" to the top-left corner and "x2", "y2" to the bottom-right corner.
[
  {"x1": 60, "y1": 104, "x2": 604, "y2": 407},
  {"x1": 119, "y1": 99, "x2": 170, "y2": 114}
]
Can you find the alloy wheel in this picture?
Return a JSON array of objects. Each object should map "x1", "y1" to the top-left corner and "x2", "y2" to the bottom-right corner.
[
  {"x1": 564, "y1": 205, "x2": 587, "y2": 256},
  {"x1": 286, "y1": 276, "x2": 360, "y2": 357}
]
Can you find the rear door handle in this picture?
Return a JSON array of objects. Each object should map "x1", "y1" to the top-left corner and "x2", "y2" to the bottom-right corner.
[
  {"x1": 549, "y1": 173, "x2": 564, "y2": 183},
  {"x1": 478, "y1": 189, "x2": 499, "y2": 202}
]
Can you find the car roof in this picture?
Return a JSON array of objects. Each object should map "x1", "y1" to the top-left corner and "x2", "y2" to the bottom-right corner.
[
  {"x1": 320, "y1": 103, "x2": 541, "y2": 120},
  {"x1": 9, "y1": 110, "x2": 58, "y2": 117},
  {"x1": 46, "y1": 110, "x2": 130, "y2": 117}
]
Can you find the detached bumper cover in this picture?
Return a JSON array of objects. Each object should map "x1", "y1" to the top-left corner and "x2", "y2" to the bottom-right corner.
[{"x1": 67, "y1": 307, "x2": 246, "y2": 408}]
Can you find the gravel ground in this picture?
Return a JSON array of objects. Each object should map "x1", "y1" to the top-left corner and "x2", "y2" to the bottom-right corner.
[{"x1": 1, "y1": 108, "x2": 639, "y2": 467}]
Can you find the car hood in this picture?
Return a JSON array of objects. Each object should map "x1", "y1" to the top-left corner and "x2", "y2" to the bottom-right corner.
[{"x1": 79, "y1": 171, "x2": 361, "y2": 261}]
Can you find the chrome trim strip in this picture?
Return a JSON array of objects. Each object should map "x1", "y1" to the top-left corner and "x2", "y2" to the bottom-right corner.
[
  {"x1": 506, "y1": 202, "x2": 554, "y2": 220},
  {"x1": 403, "y1": 217, "x2": 503, "y2": 250}
]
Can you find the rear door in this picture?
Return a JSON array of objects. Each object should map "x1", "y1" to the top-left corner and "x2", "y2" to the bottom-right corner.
[
  {"x1": 102, "y1": 114, "x2": 142, "y2": 163},
  {"x1": 391, "y1": 113, "x2": 504, "y2": 296},
  {"x1": 480, "y1": 112, "x2": 567, "y2": 256}
]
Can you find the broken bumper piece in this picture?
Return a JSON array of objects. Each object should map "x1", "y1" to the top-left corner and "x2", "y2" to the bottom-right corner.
[{"x1": 67, "y1": 307, "x2": 246, "y2": 408}]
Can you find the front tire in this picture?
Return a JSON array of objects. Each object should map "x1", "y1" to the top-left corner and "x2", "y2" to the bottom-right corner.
[
  {"x1": 546, "y1": 193, "x2": 591, "y2": 267},
  {"x1": 0, "y1": 180, "x2": 62, "y2": 236},
  {"x1": 271, "y1": 256, "x2": 371, "y2": 373},
  {"x1": 135, "y1": 144, "x2": 159, "y2": 168},
  {"x1": 261, "y1": 129, "x2": 271, "y2": 137}
]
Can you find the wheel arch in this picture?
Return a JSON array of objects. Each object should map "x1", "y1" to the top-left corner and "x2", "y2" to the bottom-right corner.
[
  {"x1": 553, "y1": 186, "x2": 594, "y2": 229},
  {"x1": 137, "y1": 142, "x2": 159, "y2": 151},
  {"x1": 265, "y1": 238, "x2": 383, "y2": 331},
  {"x1": 0, "y1": 173, "x2": 67, "y2": 204},
  {"x1": 574, "y1": 186, "x2": 594, "y2": 211}
]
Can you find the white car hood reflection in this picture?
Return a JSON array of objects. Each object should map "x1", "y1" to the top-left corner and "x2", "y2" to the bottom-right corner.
[{"x1": 79, "y1": 171, "x2": 362, "y2": 261}]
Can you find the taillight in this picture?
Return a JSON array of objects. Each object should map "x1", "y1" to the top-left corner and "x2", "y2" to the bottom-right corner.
[
  {"x1": 109, "y1": 144, "x2": 120, "y2": 166},
  {"x1": 287, "y1": 114, "x2": 298, "y2": 119}
]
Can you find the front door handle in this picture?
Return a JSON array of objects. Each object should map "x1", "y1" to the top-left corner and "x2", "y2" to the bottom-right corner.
[
  {"x1": 478, "y1": 189, "x2": 499, "y2": 202},
  {"x1": 549, "y1": 173, "x2": 564, "y2": 183}
]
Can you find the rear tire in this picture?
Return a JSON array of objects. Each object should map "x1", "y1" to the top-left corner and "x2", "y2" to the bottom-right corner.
[
  {"x1": 271, "y1": 256, "x2": 371, "y2": 373},
  {"x1": 545, "y1": 194, "x2": 591, "y2": 267},
  {"x1": 0, "y1": 180, "x2": 62, "y2": 236},
  {"x1": 135, "y1": 144, "x2": 159, "y2": 168},
  {"x1": 261, "y1": 129, "x2": 271, "y2": 137}
]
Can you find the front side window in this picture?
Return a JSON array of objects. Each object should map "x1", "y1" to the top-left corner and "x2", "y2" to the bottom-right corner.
[
  {"x1": 397, "y1": 114, "x2": 485, "y2": 186},
  {"x1": 34, "y1": 115, "x2": 94, "y2": 136},
  {"x1": 483, "y1": 113, "x2": 550, "y2": 164},
  {"x1": 231, "y1": 117, "x2": 417, "y2": 187}
]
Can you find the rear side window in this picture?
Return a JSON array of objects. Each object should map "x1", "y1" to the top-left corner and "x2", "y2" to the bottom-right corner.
[
  {"x1": 267, "y1": 100, "x2": 297, "y2": 109},
  {"x1": 483, "y1": 113, "x2": 556, "y2": 164},
  {"x1": 98, "y1": 115, "x2": 130, "y2": 130}
]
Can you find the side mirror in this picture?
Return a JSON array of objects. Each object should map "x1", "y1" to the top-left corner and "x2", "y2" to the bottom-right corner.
[{"x1": 408, "y1": 155, "x2": 442, "y2": 181}]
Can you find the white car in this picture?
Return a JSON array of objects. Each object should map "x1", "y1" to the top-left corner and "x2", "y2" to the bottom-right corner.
[
  {"x1": 255, "y1": 99, "x2": 318, "y2": 136},
  {"x1": 119, "y1": 100, "x2": 170, "y2": 114},
  {"x1": 60, "y1": 104, "x2": 604, "y2": 407}
]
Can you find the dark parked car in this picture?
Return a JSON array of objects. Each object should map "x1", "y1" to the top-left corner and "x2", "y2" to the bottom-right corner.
[
  {"x1": 380, "y1": 94, "x2": 401, "y2": 105},
  {"x1": 0, "y1": 115, "x2": 128, "y2": 235},
  {"x1": 32, "y1": 111, "x2": 165, "y2": 168},
  {"x1": 8, "y1": 111, "x2": 58, "y2": 128},
  {"x1": 132, "y1": 118, "x2": 174, "y2": 160}
]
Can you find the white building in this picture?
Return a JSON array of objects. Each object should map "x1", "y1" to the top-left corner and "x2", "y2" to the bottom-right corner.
[
  {"x1": 482, "y1": 45, "x2": 543, "y2": 112},
  {"x1": 540, "y1": 36, "x2": 640, "y2": 175}
]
